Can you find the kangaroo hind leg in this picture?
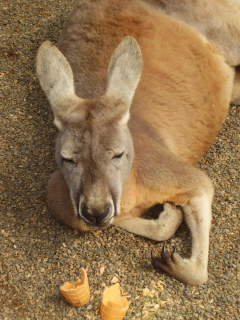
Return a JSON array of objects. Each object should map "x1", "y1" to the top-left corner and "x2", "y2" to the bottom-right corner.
[{"x1": 152, "y1": 192, "x2": 212, "y2": 285}]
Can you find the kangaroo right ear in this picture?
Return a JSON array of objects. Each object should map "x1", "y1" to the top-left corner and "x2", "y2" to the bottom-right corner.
[
  {"x1": 36, "y1": 41, "x2": 83, "y2": 130},
  {"x1": 105, "y1": 37, "x2": 143, "y2": 124}
]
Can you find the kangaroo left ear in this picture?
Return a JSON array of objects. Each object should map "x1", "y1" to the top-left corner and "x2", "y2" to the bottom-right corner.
[
  {"x1": 36, "y1": 41, "x2": 84, "y2": 130},
  {"x1": 105, "y1": 37, "x2": 143, "y2": 123},
  {"x1": 36, "y1": 41, "x2": 76, "y2": 107}
]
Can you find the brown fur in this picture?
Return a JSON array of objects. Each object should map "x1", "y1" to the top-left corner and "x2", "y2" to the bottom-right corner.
[
  {"x1": 143, "y1": 0, "x2": 240, "y2": 103},
  {"x1": 37, "y1": 0, "x2": 235, "y2": 285}
]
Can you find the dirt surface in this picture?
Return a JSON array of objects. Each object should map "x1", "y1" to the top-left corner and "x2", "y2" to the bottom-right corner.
[{"x1": 0, "y1": 0, "x2": 239, "y2": 319}]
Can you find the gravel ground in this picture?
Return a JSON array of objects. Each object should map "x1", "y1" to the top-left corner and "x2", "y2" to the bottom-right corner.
[{"x1": 0, "y1": 1, "x2": 239, "y2": 319}]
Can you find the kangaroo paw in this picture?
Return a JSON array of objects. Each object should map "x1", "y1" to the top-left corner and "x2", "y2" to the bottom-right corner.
[{"x1": 152, "y1": 245, "x2": 208, "y2": 285}]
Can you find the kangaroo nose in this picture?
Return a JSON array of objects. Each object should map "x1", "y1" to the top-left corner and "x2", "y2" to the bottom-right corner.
[{"x1": 81, "y1": 203, "x2": 112, "y2": 225}]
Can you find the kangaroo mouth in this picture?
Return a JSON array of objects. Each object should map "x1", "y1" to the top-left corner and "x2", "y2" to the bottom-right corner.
[
  {"x1": 81, "y1": 220, "x2": 112, "y2": 230},
  {"x1": 80, "y1": 215, "x2": 114, "y2": 230}
]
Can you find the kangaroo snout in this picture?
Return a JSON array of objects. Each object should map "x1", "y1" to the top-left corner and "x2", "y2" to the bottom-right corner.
[{"x1": 80, "y1": 202, "x2": 114, "y2": 227}]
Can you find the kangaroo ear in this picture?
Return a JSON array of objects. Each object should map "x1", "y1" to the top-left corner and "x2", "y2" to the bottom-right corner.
[
  {"x1": 105, "y1": 37, "x2": 143, "y2": 122},
  {"x1": 36, "y1": 41, "x2": 83, "y2": 130}
]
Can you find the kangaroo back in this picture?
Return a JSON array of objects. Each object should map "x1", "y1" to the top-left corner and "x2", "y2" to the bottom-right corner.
[{"x1": 58, "y1": 0, "x2": 233, "y2": 164}]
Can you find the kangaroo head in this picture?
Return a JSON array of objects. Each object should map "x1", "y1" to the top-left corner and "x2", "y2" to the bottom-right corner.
[{"x1": 37, "y1": 37, "x2": 142, "y2": 229}]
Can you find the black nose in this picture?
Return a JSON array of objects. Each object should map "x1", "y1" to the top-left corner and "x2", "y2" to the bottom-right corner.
[{"x1": 81, "y1": 203, "x2": 112, "y2": 225}]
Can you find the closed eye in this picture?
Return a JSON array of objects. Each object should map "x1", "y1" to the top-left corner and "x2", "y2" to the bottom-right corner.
[
  {"x1": 113, "y1": 151, "x2": 124, "y2": 159},
  {"x1": 62, "y1": 157, "x2": 75, "y2": 164}
]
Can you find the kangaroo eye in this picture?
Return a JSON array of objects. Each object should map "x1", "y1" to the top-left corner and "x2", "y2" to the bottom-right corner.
[
  {"x1": 62, "y1": 157, "x2": 75, "y2": 164},
  {"x1": 113, "y1": 151, "x2": 124, "y2": 159}
]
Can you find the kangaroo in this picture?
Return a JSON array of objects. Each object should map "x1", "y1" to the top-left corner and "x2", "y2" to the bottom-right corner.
[
  {"x1": 144, "y1": 0, "x2": 240, "y2": 104},
  {"x1": 36, "y1": 0, "x2": 234, "y2": 285}
]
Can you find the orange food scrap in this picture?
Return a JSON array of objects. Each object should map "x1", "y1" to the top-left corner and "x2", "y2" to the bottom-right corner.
[
  {"x1": 100, "y1": 283, "x2": 130, "y2": 320},
  {"x1": 60, "y1": 268, "x2": 90, "y2": 307}
]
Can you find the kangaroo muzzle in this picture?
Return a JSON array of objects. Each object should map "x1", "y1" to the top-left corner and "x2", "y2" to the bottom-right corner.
[{"x1": 80, "y1": 202, "x2": 114, "y2": 226}]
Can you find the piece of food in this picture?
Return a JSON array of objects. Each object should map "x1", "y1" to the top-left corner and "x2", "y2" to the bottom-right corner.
[
  {"x1": 60, "y1": 268, "x2": 90, "y2": 307},
  {"x1": 100, "y1": 283, "x2": 130, "y2": 320}
]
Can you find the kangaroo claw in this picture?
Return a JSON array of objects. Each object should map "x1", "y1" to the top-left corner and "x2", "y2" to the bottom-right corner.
[{"x1": 151, "y1": 245, "x2": 177, "y2": 278}]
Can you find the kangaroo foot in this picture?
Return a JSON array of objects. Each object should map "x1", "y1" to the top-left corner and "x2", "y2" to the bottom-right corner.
[{"x1": 152, "y1": 245, "x2": 208, "y2": 285}]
